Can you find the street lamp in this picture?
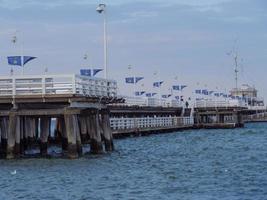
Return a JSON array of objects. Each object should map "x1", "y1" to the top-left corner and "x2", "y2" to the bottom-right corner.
[{"x1": 96, "y1": 3, "x2": 108, "y2": 79}]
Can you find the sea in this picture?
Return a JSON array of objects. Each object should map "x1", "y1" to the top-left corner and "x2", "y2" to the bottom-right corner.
[{"x1": 0, "y1": 122, "x2": 267, "y2": 200}]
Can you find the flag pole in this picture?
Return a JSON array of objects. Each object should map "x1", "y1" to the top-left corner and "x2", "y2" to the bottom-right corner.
[{"x1": 21, "y1": 31, "x2": 24, "y2": 75}]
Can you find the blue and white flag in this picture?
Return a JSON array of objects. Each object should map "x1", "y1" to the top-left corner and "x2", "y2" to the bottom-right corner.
[
  {"x1": 125, "y1": 77, "x2": 135, "y2": 84},
  {"x1": 181, "y1": 85, "x2": 187, "y2": 90},
  {"x1": 162, "y1": 94, "x2": 171, "y2": 98},
  {"x1": 135, "y1": 91, "x2": 145, "y2": 96},
  {"x1": 7, "y1": 56, "x2": 36, "y2": 66},
  {"x1": 202, "y1": 90, "x2": 209, "y2": 95},
  {"x1": 7, "y1": 56, "x2": 22, "y2": 66},
  {"x1": 80, "y1": 69, "x2": 91, "y2": 76},
  {"x1": 209, "y1": 91, "x2": 214, "y2": 95},
  {"x1": 93, "y1": 69, "x2": 103, "y2": 76},
  {"x1": 172, "y1": 85, "x2": 180, "y2": 91},
  {"x1": 23, "y1": 56, "x2": 36, "y2": 65},
  {"x1": 195, "y1": 89, "x2": 201, "y2": 94},
  {"x1": 153, "y1": 81, "x2": 163, "y2": 87},
  {"x1": 135, "y1": 77, "x2": 144, "y2": 83}
]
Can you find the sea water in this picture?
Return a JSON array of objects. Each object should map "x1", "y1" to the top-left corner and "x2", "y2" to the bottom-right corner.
[{"x1": 0, "y1": 123, "x2": 267, "y2": 200}]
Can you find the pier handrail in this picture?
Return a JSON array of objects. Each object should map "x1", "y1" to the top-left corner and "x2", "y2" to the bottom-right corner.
[
  {"x1": 0, "y1": 74, "x2": 117, "y2": 98},
  {"x1": 110, "y1": 116, "x2": 194, "y2": 130}
]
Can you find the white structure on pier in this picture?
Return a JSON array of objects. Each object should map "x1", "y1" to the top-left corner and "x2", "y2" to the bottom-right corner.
[{"x1": 0, "y1": 74, "x2": 117, "y2": 98}]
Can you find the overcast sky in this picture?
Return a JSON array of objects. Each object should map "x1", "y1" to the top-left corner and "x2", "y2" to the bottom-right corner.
[{"x1": 0, "y1": 0, "x2": 266, "y2": 99}]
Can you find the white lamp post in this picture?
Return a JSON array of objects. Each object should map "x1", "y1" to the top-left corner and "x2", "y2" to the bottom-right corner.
[{"x1": 96, "y1": 4, "x2": 108, "y2": 79}]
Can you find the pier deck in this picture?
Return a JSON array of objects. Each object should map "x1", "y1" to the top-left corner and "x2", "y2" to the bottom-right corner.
[{"x1": 0, "y1": 74, "x2": 120, "y2": 159}]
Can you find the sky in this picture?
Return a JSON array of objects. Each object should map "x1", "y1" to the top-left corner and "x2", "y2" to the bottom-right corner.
[{"x1": 0, "y1": 0, "x2": 266, "y2": 99}]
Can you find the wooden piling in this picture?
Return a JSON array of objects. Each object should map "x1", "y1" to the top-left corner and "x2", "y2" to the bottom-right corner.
[
  {"x1": 79, "y1": 116, "x2": 88, "y2": 142},
  {"x1": 88, "y1": 109, "x2": 103, "y2": 154},
  {"x1": 14, "y1": 116, "x2": 21, "y2": 157},
  {"x1": 100, "y1": 109, "x2": 114, "y2": 151},
  {"x1": 7, "y1": 112, "x2": 17, "y2": 159},
  {"x1": 57, "y1": 117, "x2": 68, "y2": 152},
  {"x1": 64, "y1": 111, "x2": 80, "y2": 159},
  {"x1": 40, "y1": 117, "x2": 50, "y2": 156},
  {"x1": 0, "y1": 117, "x2": 8, "y2": 158}
]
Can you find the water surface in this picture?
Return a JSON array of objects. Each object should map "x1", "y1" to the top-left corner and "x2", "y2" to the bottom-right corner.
[{"x1": 0, "y1": 123, "x2": 267, "y2": 200}]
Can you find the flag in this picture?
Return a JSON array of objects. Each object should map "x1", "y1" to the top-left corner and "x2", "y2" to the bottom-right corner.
[
  {"x1": 125, "y1": 77, "x2": 135, "y2": 84},
  {"x1": 153, "y1": 81, "x2": 163, "y2": 87},
  {"x1": 202, "y1": 90, "x2": 209, "y2": 95},
  {"x1": 181, "y1": 85, "x2": 187, "y2": 90},
  {"x1": 146, "y1": 93, "x2": 156, "y2": 97},
  {"x1": 7, "y1": 56, "x2": 22, "y2": 66},
  {"x1": 23, "y1": 56, "x2": 36, "y2": 65},
  {"x1": 80, "y1": 69, "x2": 91, "y2": 76},
  {"x1": 172, "y1": 85, "x2": 180, "y2": 91},
  {"x1": 209, "y1": 91, "x2": 214, "y2": 95},
  {"x1": 93, "y1": 69, "x2": 103, "y2": 76},
  {"x1": 162, "y1": 94, "x2": 171, "y2": 98},
  {"x1": 195, "y1": 89, "x2": 201, "y2": 94},
  {"x1": 135, "y1": 77, "x2": 144, "y2": 83},
  {"x1": 135, "y1": 91, "x2": 145, "y2": 96}
]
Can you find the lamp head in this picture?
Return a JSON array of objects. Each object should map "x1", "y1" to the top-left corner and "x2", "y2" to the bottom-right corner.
[{"x1": 96, "y1": 4, "x2": 106, "y2": 13}]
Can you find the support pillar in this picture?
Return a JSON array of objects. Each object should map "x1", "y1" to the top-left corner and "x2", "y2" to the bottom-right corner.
[
  {"x1": 0, "y1": 117, "x2": 8, "y2": 158},
  {"x1": 88, "y1": 109, "x2": 103, "y2": 154},
  {"x1": 7, "y1": 112, "x2": 18, "y2": 159},
  {"x1": 14, "y1": 116, "x2": 21, "y2": 157},
  {"x1": 79, "y1": 116, "x2": 88, "y2": 142},
  {"x1": 64, "y1": 111, "x2": 80, "y2": 159},
  {"x1": 40, "y1": 117, "x2": 50, "y2": 156},
  {"x1": 100, "y1": 109, "x2": 114, "y2": 151}
]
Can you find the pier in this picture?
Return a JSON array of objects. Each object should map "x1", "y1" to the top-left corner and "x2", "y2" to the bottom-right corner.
[
  {"x1": 0, "y1": 74, "x2": 119, "y2": 159},
  {"x1": 194, "y1": 99, "x2": 246, "y2": 128}
]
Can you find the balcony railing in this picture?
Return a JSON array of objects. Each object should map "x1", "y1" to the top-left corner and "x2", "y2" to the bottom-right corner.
[
  {"x1": 0, "y1": 74, "x2": 117, "y2": 98},
  {"x1": 110, "y1": 116, "x2": 194, "y2": 130}
]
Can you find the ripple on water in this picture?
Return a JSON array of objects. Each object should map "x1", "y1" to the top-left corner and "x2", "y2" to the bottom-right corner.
[{"x1": 0, "y1": 123, "x2": 267, "y2": 199}]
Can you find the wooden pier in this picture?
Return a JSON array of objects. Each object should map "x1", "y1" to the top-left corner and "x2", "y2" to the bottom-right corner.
[
  {"x1": 194, "y1": 105, "x2": 245, "y2": 128},
  {"x1": 0, "y1": 74, "x2": 120, "y2": 159}
]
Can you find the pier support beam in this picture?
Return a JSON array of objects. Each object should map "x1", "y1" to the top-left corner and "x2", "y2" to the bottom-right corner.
[
  {"x1": 100, "y1": 109, "x2": 114, "y2": 151},
  {"x1": 40, "y1": 117, "x2": 50, "y2": 156},
  {"x1": 7, "y1": 111, "x2": 20, "y2": 159},
  {"x1": 57, "y1": 117, "x2": 68, "y2": 152},
  {"x1": 89, "y1": 109, "x2": 103, "y2": 154},
  {"x1": 25, "y1": 117, "x2": 36, "y2": 149},
  {"x1": 0, "y1": 117, "x2": 8, "y2": 158},
  {"x1": 79, "y1": 116, "x2": 88, "y2": 143},
  {"x1": 64, "y1": 110, "x2": 81, "y2": 159}
]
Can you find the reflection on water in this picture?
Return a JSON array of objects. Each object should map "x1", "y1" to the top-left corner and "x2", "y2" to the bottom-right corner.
[{"x1": 0, "y1": 123, "x2": 267, "y2": 200}]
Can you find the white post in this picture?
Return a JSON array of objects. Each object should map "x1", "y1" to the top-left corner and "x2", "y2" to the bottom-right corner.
[
  {"x1": 103, "y1": 9, "x2": 107, "y2": 79},
  {"x1": 96, "y1": 4, "x2": 108, "y2": 79}
]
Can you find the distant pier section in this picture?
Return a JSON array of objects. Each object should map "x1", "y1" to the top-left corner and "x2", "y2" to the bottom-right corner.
[{"x1": 0, "y1": 74, "x2": 120, "y2": 159}]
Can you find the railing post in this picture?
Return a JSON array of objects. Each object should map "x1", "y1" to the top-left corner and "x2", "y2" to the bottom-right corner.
[
  {"x1": 42, "y1": 77, "x2": 46, "y2": 95},
  {"x1": 12, "y1": 78, "x2": 16, "y2": 97},
  {"x1": 72, "y1": 75, "x2": 76, "y2": 94}
]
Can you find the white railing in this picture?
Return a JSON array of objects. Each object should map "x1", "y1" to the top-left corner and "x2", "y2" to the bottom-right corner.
[
  {"x1": 110, "y1": 116, "x2": 194, "y2": 130},
  {"x1": 0, "y1": 74, "x2": 117, "y2": 98},
  {"x1": 195, "y1": 99, "x2": 246, "y2": 108},
  {"x1": 244, "y1": 112, "x2": 267, "y2": 121},
  {"x1": 114, "y1": 96, "x2": 183, "y2": 107}
]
